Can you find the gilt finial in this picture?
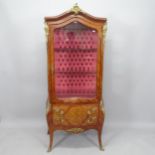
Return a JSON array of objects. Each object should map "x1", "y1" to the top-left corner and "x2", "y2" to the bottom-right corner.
[{"x1": 70, "y1": 3, "x2": 81, "y2": 14}]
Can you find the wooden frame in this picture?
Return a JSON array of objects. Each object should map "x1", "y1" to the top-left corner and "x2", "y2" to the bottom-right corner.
[{"x1": 44, "y1": 4, "x2": 107, "y2": 151}]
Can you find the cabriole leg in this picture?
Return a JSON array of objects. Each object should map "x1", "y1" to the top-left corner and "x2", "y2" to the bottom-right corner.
[
  {"x1": 47, "y1": 128, "x2": 54, "y2": 152},
  {"x1": 98, "y1": 129, "x2": 104, "y2": 150}
]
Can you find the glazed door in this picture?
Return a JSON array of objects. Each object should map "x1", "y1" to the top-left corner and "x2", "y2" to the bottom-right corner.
[{"x1": 53, "y1": 22, "x2": 99, "y2": 99}]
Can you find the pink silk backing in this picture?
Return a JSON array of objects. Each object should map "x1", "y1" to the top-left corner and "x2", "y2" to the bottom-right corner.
[{"x1": 54, "y1": 27, "x2": 98, "y2": 98}]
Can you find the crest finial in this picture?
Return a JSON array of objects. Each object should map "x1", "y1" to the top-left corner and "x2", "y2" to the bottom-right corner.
[{"x1": 71, "y1": 3, "x2": 81, "y2": 14}]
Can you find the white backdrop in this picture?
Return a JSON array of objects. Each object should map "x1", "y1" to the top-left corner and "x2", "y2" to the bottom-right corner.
[{"x1": 0, "y1": 0, "x2": 155, "y2": 128}]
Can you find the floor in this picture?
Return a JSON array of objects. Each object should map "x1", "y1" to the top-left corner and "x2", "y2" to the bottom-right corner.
[{"x1": 0, "y1": 121, "x2": 155, "y2": 155}]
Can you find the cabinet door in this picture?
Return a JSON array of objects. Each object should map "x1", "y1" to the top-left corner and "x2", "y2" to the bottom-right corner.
[{"x1": 54, "y1": 22, "x2": 99, "y2": 99}]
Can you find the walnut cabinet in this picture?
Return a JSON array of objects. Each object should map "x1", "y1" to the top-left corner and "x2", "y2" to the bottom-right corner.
[{"x1": 44, "y1": 4, "x2": 107, "y2": 151}]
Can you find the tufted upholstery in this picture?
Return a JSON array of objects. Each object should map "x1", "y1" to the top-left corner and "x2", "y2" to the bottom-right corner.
[{"x1": 54, "y1": 24, "x2": 98, "y2": 98}]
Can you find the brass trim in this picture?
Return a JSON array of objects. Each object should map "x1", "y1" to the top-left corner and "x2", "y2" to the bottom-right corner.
[
  {"x1": 100, "y1": 144, "x2": 104, "y2": 151},
  {"x1": 44, "y1": 22, "x2": 49, "y2": 41},
  {"x1": 46, "y1": 98, "x2": 51, "y2": 114},
  {"x1": 70, "y1": 3, "x2": 81, "y2": 14},
  {"x1": 100, "y1": 99, "x2": 104, "y2": 112},
  {"x1": 103, "y1": 23, "x2": 107, "y2": 40},
  {"x1": 66, "y1": 128, "x2": 84, "y2": 134}
]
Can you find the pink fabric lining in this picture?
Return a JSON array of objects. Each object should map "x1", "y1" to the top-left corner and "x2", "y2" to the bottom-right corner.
[{"x1": 54, "y1": 26, "x2": 98, "y2": 98}]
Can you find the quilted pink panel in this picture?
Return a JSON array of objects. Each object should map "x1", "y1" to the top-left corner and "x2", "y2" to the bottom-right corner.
[{"x1": 54, "y1": 22, "x2": 98, "y2": 98}]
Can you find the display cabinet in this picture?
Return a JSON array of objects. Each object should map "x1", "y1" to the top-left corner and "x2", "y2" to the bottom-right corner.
[{"x1": 44, "y1": 4, "x2": 107, "y2": 151}]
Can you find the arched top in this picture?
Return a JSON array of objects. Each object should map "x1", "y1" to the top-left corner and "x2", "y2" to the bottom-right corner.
[{"x1": 45, "y1": 3, "x2": 107, "y2": 24}]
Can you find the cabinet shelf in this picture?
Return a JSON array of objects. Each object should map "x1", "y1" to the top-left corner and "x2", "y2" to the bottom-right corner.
[
  {"x1": 55, "y1": 71, "x2": 96, "y2": 74},
  {"x1": 54, "y1": 48, "x2": 97, "y2": 52}
]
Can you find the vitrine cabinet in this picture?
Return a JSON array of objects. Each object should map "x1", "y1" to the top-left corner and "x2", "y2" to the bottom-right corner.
[{"x1": 44, "y1": 4, "x2": 107, "y2": 151}]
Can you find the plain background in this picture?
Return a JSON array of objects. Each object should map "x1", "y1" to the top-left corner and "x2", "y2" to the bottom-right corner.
[{"x1": 0, "y1": 0, "x2": 155, "y2": 154}]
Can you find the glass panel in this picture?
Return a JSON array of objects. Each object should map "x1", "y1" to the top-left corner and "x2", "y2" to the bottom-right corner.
[{"x1": 54, "y1": 22, "x2": 98, "y2": 99}]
